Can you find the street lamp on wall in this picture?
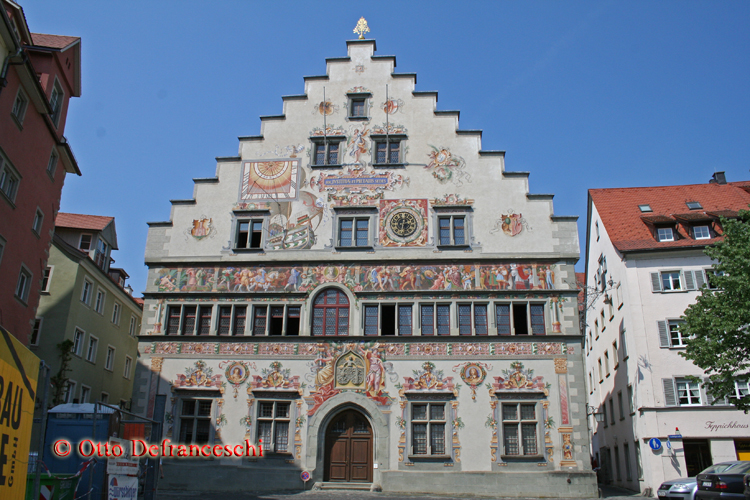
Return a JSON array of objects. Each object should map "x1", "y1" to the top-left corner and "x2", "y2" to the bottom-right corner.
[{"x1": 587, "y1": 405, "x2": 605, "y2": 423}]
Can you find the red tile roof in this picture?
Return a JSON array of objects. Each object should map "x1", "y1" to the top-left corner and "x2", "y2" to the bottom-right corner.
[
  {"x1": 56, "y1": 213, "x2": 114, "y2": 231},
  {"x1": 590, "y1": 181, "x2": 750, "y2": 253},
  {"x1": 30, "y1": 33, "x2": 80, "y2": 50}
]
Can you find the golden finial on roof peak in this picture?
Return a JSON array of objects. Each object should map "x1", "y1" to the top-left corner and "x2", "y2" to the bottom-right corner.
[{"x1": 353, "y1": 17, "x2": 370, "y2": 40}]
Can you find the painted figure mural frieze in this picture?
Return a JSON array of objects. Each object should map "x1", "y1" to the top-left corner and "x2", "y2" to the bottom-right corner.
[
  {"x1": 154, "y1": 262, "x2": 557, "y2": 294},
  {"x1": 399, "y1": 361, "x2": 457, "y2": 395},
  {"x1": 173, "y1": 360, "x2": 225, "y2": 392},
  {"x1": 249, "y1": 361, "x2": 303, "y2": 394},
  {"x1": 492, "y1": 361, "x2": 550, "y2": 395}
]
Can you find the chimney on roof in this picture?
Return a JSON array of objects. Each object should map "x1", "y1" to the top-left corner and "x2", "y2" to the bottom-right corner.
[{"x1": 709, "y1": 171, "x2": 727, "y2": 185}]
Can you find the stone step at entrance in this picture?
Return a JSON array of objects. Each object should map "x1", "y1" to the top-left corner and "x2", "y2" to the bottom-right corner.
[{"x1": 313, "y1": 482, "x2": 381, "y2": 492}]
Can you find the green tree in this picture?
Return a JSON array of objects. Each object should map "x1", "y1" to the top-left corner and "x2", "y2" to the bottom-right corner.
[
  {"x1": 50, "y1": 339, "x2": 74, "y2": 406},
  {"x1": 680, "y1": 209, "x2": 750, "y2": 412}
]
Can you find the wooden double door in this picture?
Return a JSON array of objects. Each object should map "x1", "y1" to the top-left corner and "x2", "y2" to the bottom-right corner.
[{"x1": 324, "y1": 409, "x2": 373, "y2": 482}]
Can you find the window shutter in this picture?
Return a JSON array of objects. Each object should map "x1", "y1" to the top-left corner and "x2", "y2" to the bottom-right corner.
[
  {"x1": 657, "y1": 321, "x2": 670, "y2": 348},
  {"x1": 704, "y1": 378, "x2": 714, "y2": 406},
  {"x1": 684, "y1": 271, "x2": 696, "y2": 290},
  {"x1": 662, "y1": 379, "x2": 677, "y2": 406},
  {"x1": 650, "y1": 273, "x2": 662, "y2": 292},
  {"x1": 695, "y1": 270, "x2": 706, "y2": 289}
]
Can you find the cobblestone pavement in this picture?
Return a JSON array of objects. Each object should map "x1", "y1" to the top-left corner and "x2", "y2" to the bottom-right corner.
[{"x1": 156, "y1": 484, "x2": 644, "y2": 500}]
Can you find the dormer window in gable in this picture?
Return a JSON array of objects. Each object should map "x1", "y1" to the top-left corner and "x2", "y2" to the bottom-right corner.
[
  {"x1": 640, "y1": 215, "x2": 678, "y2": 242},
  {"x1": 657, "y1": 227, "x2": 674, "y2": 242},
  {"x1": 672, "y1": 212, "x2": 716, "y2": 241}
]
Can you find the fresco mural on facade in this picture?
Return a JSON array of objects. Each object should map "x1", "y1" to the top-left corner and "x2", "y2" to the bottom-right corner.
[
  {"x1": 455, "y1": 361, "x2": 491, "y2": 400},
  {"x1": 398, "y1": 361, "x2": 458, "y2": 395},
  {"x1": 430, "y1": 194, "x2": 474, "y2": 207},
  {"x1": 310, "y1": 125, "x2": 346, "y2": 137},
  {"x1": 172, "y1": 361, "x2": 225, "y2": 392},
  {"x1": 371, "y1": 123, "x2": 407, "y2": 135},
  {"x1": 220, "y1": 360, "x2": 254, "y2": 399},
  {"x1": 188, "y1": 216, "x2": 213, "y2": 241},
  {"x1": 305, "y1": 342, "x2": 395, "y2": 416},
  {"x1": 328, "y1": 192, "x2": 382, "y2": 207},
  {"x1": 425, "y1": 146, "x2": 471, "y2": 186},
  {"x1": 490, "y1": 211, "x2": 531, "y2": 237},
  {"x1": 491, "y1": 361, "x2": 550, "y2": 395},
  {"x1": 379, "y1": 199, "x2": 428, "y2": 247},
  {"x1": 347, "y1": 125, "x2": 370, "y2": 164},
  {"x1": 249, "y1": 361, "x2": 303, "y2": 394},
  {"x1": 308, "y1": 165, "x2": 407, "y2": 194},
  {"x1": 314, "y1": 101, "x2": 338, "y2": 116},
  {"x1": 240, "y1": 159, "x2": 300, "y2": 202},
  {"x1": 381, "y1": 98, "x2": 404, "y2": 115},
  {"x1": 154, "y1": 263, "x2": 557, "y2": 294}
]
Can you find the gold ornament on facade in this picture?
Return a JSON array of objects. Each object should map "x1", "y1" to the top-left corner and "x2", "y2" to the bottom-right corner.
[
  {"x1": 151, "y1": 357, "x2": 164, "y2": 372},
  {"x1": 353, "y1": 17, "x2": 370, "y2": 39},
  {"x1": 554, "y1": 357, "x2": 568, "y2": 374}
]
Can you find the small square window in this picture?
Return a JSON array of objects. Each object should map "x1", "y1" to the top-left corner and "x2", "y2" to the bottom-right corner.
[
  {"x1": 79, "y1": 234, "x2": 93, "y2": 251},
  {"x1": 676, "y1": 379, "x2": 701, "y2": 406},
  {"x1": 693, "y1": 226, "x2": 710, "y2": 240},
  {"x1": 661, "y1": 271, "x2": 682, "y2": 291},
  {"x1": 657, "y1": 227, "x2": 674, "y2": 242},
  {"x1": 349, "y1": 97, "x2": 367, "y2": 118},
  {"x1": 686, "y1": 201, "x2": 702, "y2": 210},
  {"x1": 438, "y1": 215, "x2": 466, "y2": 246},
  {"x1": 312, "y1": 140, "x2": 342, "y2": 166},
  {"x1": 337, "y1": 217, "x2": 370, "y2": 247},
  {"x1": 668, "y1": 320, "x2": 686, "y2": 347},
  {"x1": 638, "y1": 204, "x2": 652, "y2": 213},
  {"x1": 236, "y1": 219, "x2": 264, "y2": 249},
  {"x1": 374, "y1": 139, "x2": 401, "y2": 165}
]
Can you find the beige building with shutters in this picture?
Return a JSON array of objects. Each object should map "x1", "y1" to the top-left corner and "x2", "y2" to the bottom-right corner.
[{"x1": 584, "y1": 175, "x2": 750, "y2": 495}]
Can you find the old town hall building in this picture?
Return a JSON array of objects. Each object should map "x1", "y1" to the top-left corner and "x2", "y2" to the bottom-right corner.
[{"x1": 133, "y1": 33, "x2": 595, "y2": 496}]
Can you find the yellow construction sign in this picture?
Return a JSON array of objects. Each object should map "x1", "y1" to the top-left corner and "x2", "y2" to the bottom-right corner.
[{"x1": 0, "y1": 326, "x2": 40, "y2": 500}]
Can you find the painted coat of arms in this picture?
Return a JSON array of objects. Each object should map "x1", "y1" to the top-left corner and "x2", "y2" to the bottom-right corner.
[
  {"x1": 492, "y1": 361, "x2": 549, "y2": 395},
  {"x1": 173, "y1": 361, "x2": 224, "y2": 390},
  {"x1": 189, "y1": 216, "x2": 213, "y2": 240}
]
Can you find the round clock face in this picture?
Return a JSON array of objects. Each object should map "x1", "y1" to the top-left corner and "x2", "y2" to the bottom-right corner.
[{"x1": 389, "y1": 211, "x2": 418, "y2": 238}]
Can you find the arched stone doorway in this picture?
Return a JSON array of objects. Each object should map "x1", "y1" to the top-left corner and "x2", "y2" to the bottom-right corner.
[{"x1": 324, "y1": 409, "x2": 373, "y2": 482}]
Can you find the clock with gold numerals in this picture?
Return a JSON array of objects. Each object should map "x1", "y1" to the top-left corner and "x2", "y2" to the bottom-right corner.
[{"x1": 384, "y1": 207, "x2": 424, "y2": 244}]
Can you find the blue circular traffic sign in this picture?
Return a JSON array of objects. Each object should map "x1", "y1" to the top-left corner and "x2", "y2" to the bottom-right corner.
[{"x1": 649, "y1": 438, "x2": 662, "y2": 451}]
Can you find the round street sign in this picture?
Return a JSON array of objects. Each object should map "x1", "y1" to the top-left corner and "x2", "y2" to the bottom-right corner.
[
  {"x1": 649, "y1": 438, "x2": 662, "y2": 451},
  {"x1": 301, "y1": 471, "x2": 311, "y2": 482}
]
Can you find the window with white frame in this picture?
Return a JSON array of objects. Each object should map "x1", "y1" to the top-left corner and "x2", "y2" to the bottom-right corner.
[
  {"x1": 105, "y1": 346, "x2": 115, "y2": 371},
  {"x1": 501, "y1": 402, "x2": 539, "y2": 457},
  {"x1": 41, "y1": 266, "x2": 53, "y2": 292},
  {"x1": 660, "y1": 271, "x2": 681, "y2": 291},
  {"x1": 311, "y1": 138, "x2": 343, "y2": 166},
  {"x1": 123, "y1": 356, "x2": 133, "y2": 379},
  {"x1": 94, "y1": 238, "x2": 109, "y2": 270},
  {"x1": 235, "y1": 218, "x2": 265, "y2": 250},
  {"x1": 657, "y1": 227, "x2": 674, "y2": 242},
  {"x1": 496, "y1": 302, "x2": 545, "y2": 335},
  {"x1": 11, "y1": 87, "x2": 29, "y2": 124},
  {"x1": 15, "y1": 265, "x2": 32, "y2": 303},
  {"x1": 733, "y1": 380, "x2": 749, "y2": 400},
  {"x1": 72, "y1": 328, "x2": 84, "y2": 356},
  {"x1": 693, "y1": 225, "x2": 711, "y2": 240},
  {"x1": 663, "y1": 378, "x2": 701, "y2": 406},
  {"x1": 458, "y1": 303, "x2": 488, "y2": 335},
  {"x1": 419, "y1": 303, "x2": 450, "y2": 335},
  {"x1": 49, "y1": 79, "x2": 64, "y2": 126},
  {"x1": 94, "y1": 289, "x2": 105, "y2": 314},
  {"x1": 47, "y1": 148, "x2": 59, "y2": 177},
  {"x1": 80, "y1": 385, "x2": 91, "y2": 404},
  {"x1": 0, "y1": 154, "x2": 20, "y2": 203},
  {"x1": 257, "y1": 401, "x2": 291, "y2": 453},
  {"x1": 437, "y1": 215, "x2": 466, "y2": 246},
  {"x1": 179, "y1": 399, "x2": 212, "y2": 444},
  {"x1": 30, "y1": 318, "x2": 42, "y2": 346},
  {"x1": 64, "y1": 380, "x2": 77, "y2": 404},
  {"x1": 81, "y1": 278, "x2": 93, "y2": 305},
  {"x1": 129, "y1": 315, "x2": 138, "y2": 336},
  {"x1": 112, "y1": 302, "x2": 121, "y2": 324},
  {"x1": 657, "y1": 319, "x2": 687, "y2": 348},
  {"x1": 101, "y1": 393, "x2": 109, "y2": 404},
  {"x1": 217, "y1": 305, "x2": 247, "y2": 335},
  {"x1": 363, "y1": 304, "x2": 412, "y2": 336},
  {"x1": 85, "y1": 335, "x2": 98, "y2": 363},
  {"x1": 252, "y1": 305, "x2": 301, "y2": 336},
  {"x1": 411, "y1": 402, "x2": 446, "y2": 456}
]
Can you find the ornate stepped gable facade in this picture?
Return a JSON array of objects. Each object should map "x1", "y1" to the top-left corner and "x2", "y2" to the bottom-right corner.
[{"x1": 135, "y1": 38, "x2": 594, "y2": 496}]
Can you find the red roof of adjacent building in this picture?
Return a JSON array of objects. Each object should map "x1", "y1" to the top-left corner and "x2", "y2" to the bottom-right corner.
[
  {"x1": 30, "y1": 33, "x2": 80, "y2": 50},
  {"x1": 56, "y1": 213, "x2": 114, "y2": 231},
  {"x1": 589, "y1": 180, "x2": 750, "y2": 253}
]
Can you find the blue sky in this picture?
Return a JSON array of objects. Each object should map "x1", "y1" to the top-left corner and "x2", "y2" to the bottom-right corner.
[{"x1": 22, "y1": 1, "x2": 750, "y2": 296}]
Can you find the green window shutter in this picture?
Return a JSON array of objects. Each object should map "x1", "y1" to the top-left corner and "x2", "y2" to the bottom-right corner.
[
  {"x1": 657, "y1": 321, "x2": 670, "y2": 348},
  {"x1": 650, "y1": 273, "x2": 662, "y2": 292},
  {"x1": 662, "y1": 378, "x2": 677, "y2": 406}
]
